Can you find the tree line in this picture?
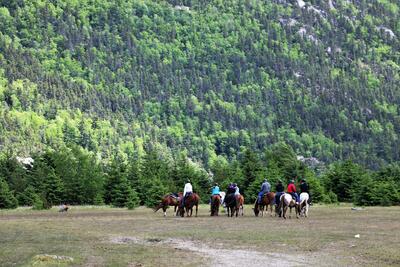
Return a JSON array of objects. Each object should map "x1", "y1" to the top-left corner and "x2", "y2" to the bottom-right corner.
[{"x1": 1, "y1": 142, "x2": 399, "y2": 209}]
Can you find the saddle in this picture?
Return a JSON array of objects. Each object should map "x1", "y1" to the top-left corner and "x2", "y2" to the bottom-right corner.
[{"x1": 170, "y1": 193, "x2": 179, "y2": 199}]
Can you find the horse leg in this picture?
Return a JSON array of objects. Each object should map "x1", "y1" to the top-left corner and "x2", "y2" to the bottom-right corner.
[
  {"x1": 283, "y1": 206, "x2": 287, "y2": 219},
  {"x1": 163, "y1": 207, "x2": 167, "y2": 217}
]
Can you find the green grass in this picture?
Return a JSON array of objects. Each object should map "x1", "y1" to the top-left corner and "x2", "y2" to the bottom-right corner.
[{"x1": 0, "y1": 205, "x2": 399, "y2": 266}]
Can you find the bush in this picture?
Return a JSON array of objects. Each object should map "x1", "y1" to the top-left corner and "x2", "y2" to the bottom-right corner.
[{"x1": 322, "y1": 190, "x2": 338, "y2": 204}]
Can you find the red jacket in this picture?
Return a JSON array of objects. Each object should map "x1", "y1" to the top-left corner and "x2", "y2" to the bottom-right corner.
[{"x1": 287, "y1": 183, "x2": 296, "y2": 193}]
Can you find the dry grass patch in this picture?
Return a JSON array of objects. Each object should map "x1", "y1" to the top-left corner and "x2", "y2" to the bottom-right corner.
[{"x1": 0, "y1": 205, "x2": 399, "y2": 266}]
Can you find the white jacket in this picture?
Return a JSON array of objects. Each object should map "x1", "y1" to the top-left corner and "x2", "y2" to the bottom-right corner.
[
  {"x1": 183, "y1": 183, "x2": 193, "y2": 196},
  {"x1": 235, "y1": 186, "x2": 240, "y2": 195}
]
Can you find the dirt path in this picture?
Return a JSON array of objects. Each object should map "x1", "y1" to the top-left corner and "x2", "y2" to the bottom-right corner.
[{"x1": 110, "y1": 236, "x2": 314, "y2": 266}]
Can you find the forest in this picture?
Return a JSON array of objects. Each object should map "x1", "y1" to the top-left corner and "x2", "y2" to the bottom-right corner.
[{"x1": 0, "y1": 0, "x2": 399, "y2": 208}]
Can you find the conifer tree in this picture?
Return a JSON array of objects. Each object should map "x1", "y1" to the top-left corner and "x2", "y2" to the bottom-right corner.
[{"x1": 0, "y1": 177, "x2": 18, "y2": 209}]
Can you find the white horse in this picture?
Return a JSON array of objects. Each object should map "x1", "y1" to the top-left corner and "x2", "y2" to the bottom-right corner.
[
  {"x1": 299, "y1": 192, "x2": 310, "y2": 217},
  {"x1": 219, "y1": 192, "x2": 227, "y2": 213},
  {"x1": 278, "y1": 193, "x2": 298, "y2": 219}
]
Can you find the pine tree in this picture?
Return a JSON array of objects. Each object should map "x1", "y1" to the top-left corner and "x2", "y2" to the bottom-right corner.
[{"x1": 0, "y1": 177, "x2": 18, "y2": 209}]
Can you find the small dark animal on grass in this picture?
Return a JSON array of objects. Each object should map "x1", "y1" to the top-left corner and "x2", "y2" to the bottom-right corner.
[{"x1": 58, "y1": 204, "x2": 69, "y2": 212}]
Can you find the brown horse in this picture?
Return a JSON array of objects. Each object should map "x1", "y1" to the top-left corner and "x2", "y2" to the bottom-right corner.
[
  {"x1": 253, "y1": 192, "x2": 275, "y2": 217},
  {"x1": 210, "y1": 194, "x2": 221, "y2": 216},
  {"x1": 237, "y1": 194, "x2": 244, "y2": 216},
  {"x1": 177, "y1": 193, "x2": 200, "y2": 217},
  {"x1": 154, "y1": 193, "x2": 181, "y2": 217},
  {"x1": 277, "y1": 193, "x2": 299, "y2": 219}
]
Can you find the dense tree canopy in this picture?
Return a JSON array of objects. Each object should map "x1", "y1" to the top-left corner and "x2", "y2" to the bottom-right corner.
[
  {"x1": 0, "y1": 0, "x2": 399, "y2": 168},
  {"x1": 0, "y1": 1, "x2": 399, "y2": 208}
]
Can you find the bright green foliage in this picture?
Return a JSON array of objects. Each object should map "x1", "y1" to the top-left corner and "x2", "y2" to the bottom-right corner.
[
  {"x1": 0, "y1": 0, "x2": 398, "y2": 169},
  {"x1": 0, "y1": 0, "x2": 400, "y2": 207}
]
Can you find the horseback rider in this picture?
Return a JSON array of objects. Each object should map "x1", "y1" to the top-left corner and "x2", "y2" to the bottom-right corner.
[
  {"x1": 210, "y1": 183, "x2": 220, "y2": 206},
  {"x1": 300, "y1": 179, "x2": 311, "y2": 204},
  {"x1": 274, "y1": 180, "x2": 285, "y2": 206},
  {"x1": 182, "y1": 179, "x2": 193, "y2": 207},
  {"x1": 211, "y1": 183, "x2": 220, "y2": 196},
  {"x1": 257, "y1": 179, "x2": 271, "y2": 204},
  {"x1": 227, "y1": 183, "x2": 236, "y2": 194},
  {"x1": 233, "y1": 183, "x2": 240, "y2": 196},
  {"x1": 287, "y1": 179, "x2": 299, "y2": 204},
  {"x1": 300, "y1": 179, "x2": 309, "y2": 193}
]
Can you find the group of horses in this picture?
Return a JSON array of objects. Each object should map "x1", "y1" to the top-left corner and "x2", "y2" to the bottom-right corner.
[
  {"x1": 154, "y1": 191, "x2": 309, "y2": 219},
  {"x1": 253, "y1": 192, "x2": 310, "y2": 219}
]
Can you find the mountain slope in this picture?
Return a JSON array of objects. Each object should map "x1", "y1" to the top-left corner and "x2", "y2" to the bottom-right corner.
[{"x1": 0, "y1": 0, "x2": 399, "y2": 167}]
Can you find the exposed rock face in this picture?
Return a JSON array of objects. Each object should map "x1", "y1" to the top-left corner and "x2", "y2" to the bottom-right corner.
[
  {"x1": 376, "y1": 26, "x2": 396, "y2": 39},
  {"x1": 16, "y1": 156, "x2": 34, "y2": 169}
]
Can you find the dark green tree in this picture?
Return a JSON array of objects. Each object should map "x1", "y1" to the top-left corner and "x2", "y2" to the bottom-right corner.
[{"x1": 0, "y1": 177, "x2": 18, "y2": 209}]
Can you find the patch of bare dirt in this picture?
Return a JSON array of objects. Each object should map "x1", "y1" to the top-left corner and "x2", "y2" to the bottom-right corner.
[{"x1": 109, "y1": 236, "x2": 315, "y2": 266}]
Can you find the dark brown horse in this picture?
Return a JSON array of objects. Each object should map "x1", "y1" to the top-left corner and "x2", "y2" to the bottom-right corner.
[
  {"x1": 253, "y1": 192, "x2": 275, "y2": 217},
  {"x1": 210, "y1": 194, "x2": 221, "y2": 216},
  {"x1": 225, "y1": 193, "x2": 239, "y2": 217},
  {"x1": 177, "y1": 193, "x2": 200, "y2": 217},
  {"x1": 154, "y1": 193, "x2": 181, "y2": 217}
]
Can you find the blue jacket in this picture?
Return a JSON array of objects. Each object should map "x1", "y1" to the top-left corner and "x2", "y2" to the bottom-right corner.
[
  {"x1": 260, "y1": 181, "x2": 271, "y2": 193},
  {"x1": 211, "y1": 186, "x2": 220, "y2": 195}
]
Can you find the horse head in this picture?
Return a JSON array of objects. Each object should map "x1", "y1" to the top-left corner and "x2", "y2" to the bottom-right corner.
[{"x1": 253, "y1": 206, "x2": 260, "y2": 217}]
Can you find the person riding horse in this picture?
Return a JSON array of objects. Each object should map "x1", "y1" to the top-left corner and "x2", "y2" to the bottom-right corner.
[
  {"x1": 224, "y1": 183, "x2": 239, "y2": 217},
  {"x1": 274, "y1": 180, "x2": 285, "y2": 206},
  {"x1": 210, "y1": 183, "x2": 220, "y2": 206},
  {"x1": 257, "y1": 179, "x2": 271, "y2": 204},
  {"x1": 182, "y1": 179, "x2": 193, "y2": 208},
  {"x1": 300, "y1": 179, "x2": 311, "y2": 204},
  {"x1": 210, "y1": 183, "x2": 221, "y2": 216},
  {"x1": 287, "y1": 179, "x2": 299, "y2": 204},
  {"x1": 233, "y1": 183, "x2": 240, "y2": 196}
]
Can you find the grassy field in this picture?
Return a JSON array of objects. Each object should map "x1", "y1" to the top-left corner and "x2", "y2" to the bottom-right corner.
[{"x1": 0, "y1": 204, "x2": 399, "y2": 266}]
